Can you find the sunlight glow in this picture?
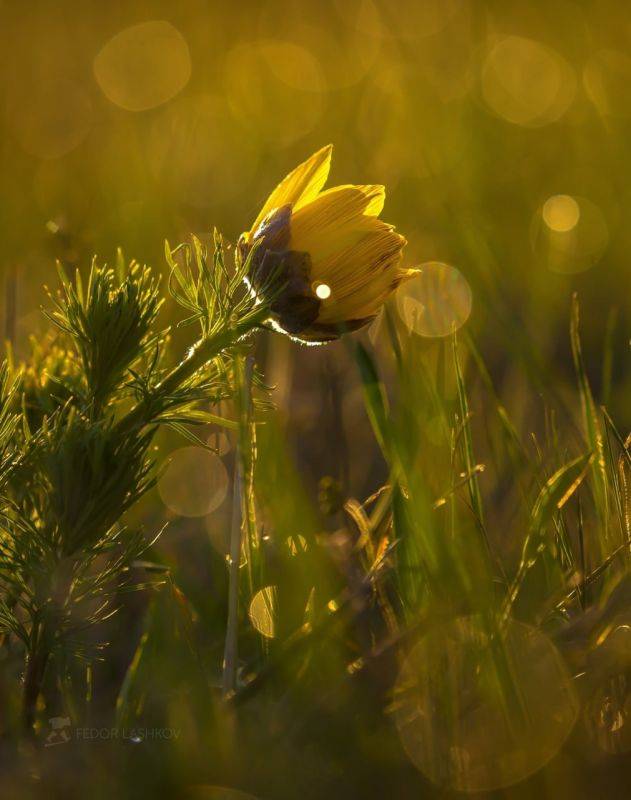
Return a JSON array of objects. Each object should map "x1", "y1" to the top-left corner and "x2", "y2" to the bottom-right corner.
[
  {"x1": 158, "y1": 446, "x2": 228, "y2": 517},
  {"x1": 314, "y1": 282, "x2": 331, "y2": 299},
  {"x1": 94, "y1": 21, "x2": 191, "y2": 111},
  {"x1": 397, "y1": 262, "x2": 472, "y2": 337},
  {"x1": 543, "y1": 195, "x2": 580, "y2": 232},
  {"x1": 532, "y1": 196, "x2": 608, "y2": 274},
  {"x1": 224, "y1": 42, "x2": 324, "y2": 145},
  {"x1": 394, "y1": 617, "x2": 578, "y2": 792},
  {"x1": 482, "y1": 36, "x2": 576, "y2": 127},
  {"x1": 248, "y1": 587, "x2": 277, "y2": 638}
]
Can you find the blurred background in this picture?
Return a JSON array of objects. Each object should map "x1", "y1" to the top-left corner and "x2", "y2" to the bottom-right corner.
[
  {"x1": 0, "y1": 1, "x2": 630, "y2": 796},
  {"x1": 1, "y1": 0, "x2": 629, "y2": 462},
  {"x1": 1, "y1": 0, "x2": 628, "y2": 509}
]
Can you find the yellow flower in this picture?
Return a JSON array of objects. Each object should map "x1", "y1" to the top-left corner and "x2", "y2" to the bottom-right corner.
[{"x1": 239, "y1": 144, "x2": 415, "y2": 343}]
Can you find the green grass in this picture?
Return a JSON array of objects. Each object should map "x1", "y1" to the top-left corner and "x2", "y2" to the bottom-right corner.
[{"x1": 0, "y1": 242, "x2": 627, "y2": 798}]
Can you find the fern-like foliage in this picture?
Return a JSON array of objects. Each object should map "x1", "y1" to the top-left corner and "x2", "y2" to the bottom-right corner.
[
  {"x1": 0, "y1": 237, "x2": 270, "y2": 733},
  {"x1": 45, "y1": 258, "x2": 163, "y2": 416}
]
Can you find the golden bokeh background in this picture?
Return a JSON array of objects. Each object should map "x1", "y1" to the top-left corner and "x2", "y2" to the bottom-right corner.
[
  {"x1": 0, "y1": 0, "x2": 629, "y2": 502},
  {"x1": 1, "y1": 1, "x2": 629, "y2": 290},
  {"x1": 0, "y1": 11, "x2": 627, "y2": 287},
  {"x1": 1, "y1": 5, "x2": 630, "y2": 796}
]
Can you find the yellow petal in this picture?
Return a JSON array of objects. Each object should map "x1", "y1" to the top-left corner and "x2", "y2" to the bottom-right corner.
[
  {"x1": 316, "y1": 262, "x2": 399, "y2": 323},
  {"x1": 340, "y1": 267, "x2": 417, "y2": 321},
  {"x1": 290, "y1": 189, "x2": 358, "y2": 237},
  {"x1": 251, "y1": 144, "x2": 333, "y2": 232},
  {"x1": 312, "y1": 223, "x2": 407, "y2": 323},
  {"x1": 314, "y1": 183, "x2": 385, "y2": 215},
  {"x1": 363, "y1": 184, "x2": 385, "y2": 216},
  {"x1": 289, "y1": 185, "x2": 386, "y2": 259},
  {"x1": 311, "y1": 218, "x2": 405, "y2": 284}
]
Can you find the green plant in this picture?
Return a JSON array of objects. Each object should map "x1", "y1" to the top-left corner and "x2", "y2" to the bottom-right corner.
[{"x1": 0, "y1": 237, "x2": 269, "y2": 734}]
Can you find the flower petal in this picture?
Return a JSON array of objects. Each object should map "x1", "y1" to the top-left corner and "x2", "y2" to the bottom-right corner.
[
  {"x1": 251, "y1": 144, "x2": 332, "y2": 232},
  {"x1": 289, "y1": 185, "x2": 386, "y2": 259},
  {"x1": 363, "y1": 185, "x2": 385, "y2": 216},
  {"x1": 312, "y1": 221, "x2": 407, "y2": 323},
  {"x1": 315, "y1": 184, "x2": 385, "y2": 215},
  {"x1": 311, "y1": 217, "x2": 405, "y2": 284},
  {"x1": 339, "y1": 267, "x2": 418, "y2": 321}
]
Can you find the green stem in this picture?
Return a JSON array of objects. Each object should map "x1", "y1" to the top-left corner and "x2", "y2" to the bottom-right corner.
[
  {"x1": 222, "y1": 353, "x2": 254, "y2": 696},
  {"x1": 116, "y1": 314, "x2": 265, "y2": 437}
]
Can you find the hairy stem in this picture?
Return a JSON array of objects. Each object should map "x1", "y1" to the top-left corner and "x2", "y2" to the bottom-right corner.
[
  {"x1": 222, "y1": 354, "x2": 254, "y2": 696},
  {"x1": 116, "y1": 313, "x2": 265, "y2": 436}
]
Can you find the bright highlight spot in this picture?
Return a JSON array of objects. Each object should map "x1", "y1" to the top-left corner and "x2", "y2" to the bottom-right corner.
[
  {"x1": 542, "y1": 194, "x2": 580, "y2": 232},
  {"x1": 481, "y1": 36, "x2": 575, "y2": 127},
  {"x1": 532, "y1": 196, "x2": 608, "y2": 274},
  {"x1": 158, "y1": 446, "x2": 228, "y2": 517},
  {"x1": 315, "y1": 282, "x2": 331, "y2": 299},
  {"x1": 248, "y1": 586, "x2": 277, "y2": 639},
  {"x1": 94, "y1": 21, "x2": 191, "y2": 112},
  {"x1": 396, "y1": 262, "x2": 472, "y2": 338},
  {"x1": 393, "y1": 617, "x2": 578, "y2": 792},
  {"x1": 287, "y1": 534, "x2": 308, "y2": 555}
]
